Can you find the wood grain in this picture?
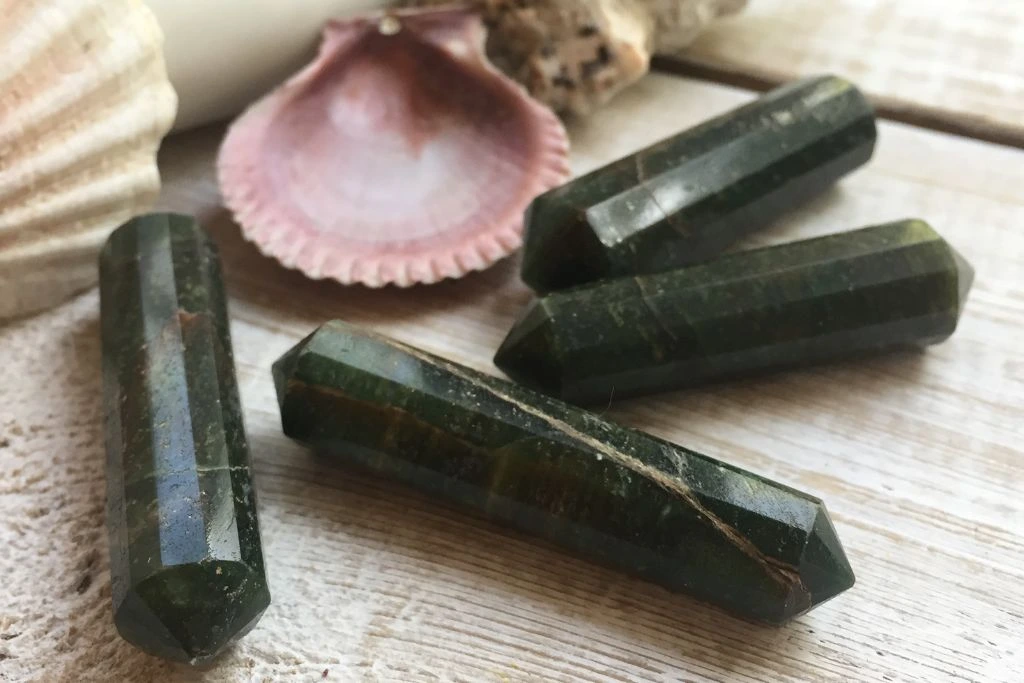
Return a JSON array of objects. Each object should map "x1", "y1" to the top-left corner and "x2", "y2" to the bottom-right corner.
[
  {"x1": 1, "y1": 74, "x2": 1022, "y2": 681},
  {"x1": 664, "y1": 0, "x2": 1024, "y2": 148}
]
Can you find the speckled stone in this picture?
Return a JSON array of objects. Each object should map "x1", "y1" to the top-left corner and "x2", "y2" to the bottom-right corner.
[
  {"x1": 521, "y1": 75, "x2": 877, "y2": 292},
  {"x1": 274, "y1": 321, "x2": 855, "y2": 624},
  {"x1": 100, "y1": 213, "x2": 270, "y2": 664},
  {"x1": 498, "y1": 219, "x2": 973, "y2": 404}
]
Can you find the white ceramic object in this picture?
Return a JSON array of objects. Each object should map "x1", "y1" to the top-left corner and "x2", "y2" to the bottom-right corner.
[
  {"x1": 147, "y1": 0, "x2": 747, "y2": 129},
  {"x1": 0, "y1": 0, "x2": 178, "y2": 320},
  {"x1": 145, "y1": 0, "x2": 393, "y2": 130},
  {"x1": 218, "y1": 8, "x2": 570, "y2": 288}
]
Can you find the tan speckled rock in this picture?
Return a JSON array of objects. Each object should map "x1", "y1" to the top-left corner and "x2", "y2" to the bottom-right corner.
[{"x1": 403, "y1": 0, "x2": 746, "y2": 114}]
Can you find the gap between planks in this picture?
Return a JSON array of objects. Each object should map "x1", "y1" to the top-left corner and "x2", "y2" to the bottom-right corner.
[{"x1": 653, "y1": 57, "x2": 1024, "y2": 150}]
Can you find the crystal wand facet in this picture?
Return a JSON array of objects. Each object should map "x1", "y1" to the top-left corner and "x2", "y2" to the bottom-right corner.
[
  {"x1": 100, "y1": 213, "x2": 270, "y2": 663},
  {"x1": 499, "y1": 219, "x2": 973, "y2": 404},
  {"x1": 274, "y1": 321, "x2": 855, "y2": 624},
  {"x1": 521, "y1": 75, "x2": 877, "y2": 292}
]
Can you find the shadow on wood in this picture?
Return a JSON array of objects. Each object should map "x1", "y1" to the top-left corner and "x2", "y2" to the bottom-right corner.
[
  {"x1": 252, "y1": 427, "x2": 808, "y2": 679},
  {"x1": 201, "y1": 207, "x2": 527, "y2": 331}
]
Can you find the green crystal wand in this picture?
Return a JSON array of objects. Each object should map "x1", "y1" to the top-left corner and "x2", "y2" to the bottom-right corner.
[
  {"x1": 274, "y1": 321, "x2": 855, "y2": 624},
  {"x1": 100, "y1": 214, "x2": 270, "y2": 663},
  {"x1": 498, "y1": 219, "x2": 974, "y2": 404},
  {"x1": 521, "y1": 74, "x2": 876, "y2": 292}
]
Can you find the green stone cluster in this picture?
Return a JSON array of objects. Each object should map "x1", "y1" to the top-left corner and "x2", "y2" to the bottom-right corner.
[
  {"x1": 98, "y1": 74, "x2": 975, "y2": 664},
  {"x1": 502, "y1": 75, "x2": 973, "y2": 404}
]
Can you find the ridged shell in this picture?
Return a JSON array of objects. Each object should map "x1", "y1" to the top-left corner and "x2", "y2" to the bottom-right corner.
[
  {"x1": 218, "y1": 7, "x2": 570, "y2": 288},
  {"x1": 0, "y1": 0, "x2": 178, "y2": 320}
]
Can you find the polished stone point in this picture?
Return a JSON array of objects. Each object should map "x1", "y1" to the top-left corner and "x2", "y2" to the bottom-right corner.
[
  {"x1": 521, "y1": 74, "x2": 877, "y2": 292},
  {"x1": 274, "y1": 321, "x2": 855, "y2": 624},
  {"x1": 99, "y1": 213, "x2": 270, "y2": 664},
  {"x1": 497, "y1": 219, "x2": 974, "y2": 404}
]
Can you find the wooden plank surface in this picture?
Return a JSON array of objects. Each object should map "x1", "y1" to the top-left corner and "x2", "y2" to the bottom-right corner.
[
  {"x1": 2, "y1": 74, "x2": 1023, "y2": 681},
  {"x1": 667, "y1": 0, "x2": 1024, "y2": 147}
]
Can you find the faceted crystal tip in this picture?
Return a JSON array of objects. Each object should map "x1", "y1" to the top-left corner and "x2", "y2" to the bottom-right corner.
[
  {"x1": 272, "y1": 328, "x2": 321, "y2": 407},
  {"x1": 520, "y1": 193, "x2": 609, "y2": 293},
  {"x1": 272, "y1": 343, "x2": 302, "y2": 407},
  {"x1": 951, "y1": 245, "x2": 975, "y2": 316},
  {"x1": 493, "y1": 300, "x2": 563, "y2": 397},
  {"x1": 794, "y1": 506, "x2": 856, "y2": 616},
  {"x1": 114, "y1": 561, "x2": 271, "y2": 664}
]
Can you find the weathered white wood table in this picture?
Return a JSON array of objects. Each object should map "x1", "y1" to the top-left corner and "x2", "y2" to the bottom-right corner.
[
  {"x1": 2, "y1": 9, "x2": 1023, "y2": 681},
  {"x1": 674, "y1": 0, "x2": 1024, "y2": 147}
]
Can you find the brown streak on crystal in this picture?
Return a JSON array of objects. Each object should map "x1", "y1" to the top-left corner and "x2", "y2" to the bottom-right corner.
[
  {"x1": 387, "y1": 334, "x2": 804, "y2": 594},
  {"x1": 288, "y1": 378, "x2": 488, "y2": 457}
]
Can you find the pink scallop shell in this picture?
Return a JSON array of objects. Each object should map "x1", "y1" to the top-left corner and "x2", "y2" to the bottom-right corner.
[{"x1": 217, "y1": 7, "x2": 571, "y2": 287}]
